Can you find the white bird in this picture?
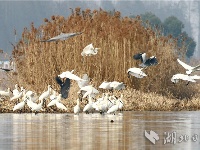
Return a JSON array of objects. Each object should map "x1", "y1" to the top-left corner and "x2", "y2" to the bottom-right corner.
[
  {"x1": 13, "y1": 101, "x2": 26, "y2": 112},
  {"x1": 10, "y1": 89, "x2": 24, "y2": 101},
  {"x1": 31, "y1": 99, "x2": 45, "y2": 113},
  {"x1": 96, "y1": 93, "x2": 113, "y2": 113},
  {"x1": 12, "y1": 84, "x2": 20, "y2": 96},
  {"x1": 99, "y1": 81, "x2": 112, "y2": 90},
  {"x1": 110, "y1": 81, "x2": 125, "y2": 90},
  {"x1": 47, "y1": 94, "x2": 60, "y2": 107},
  {"x1": 49, "y1": 90, "x2": 58, "y2": 101},
  {"x1": 80, "y1": 85, "x2": 99, "y2": 98},
  {"x1": 74, "y1": 98, "x2": 81, "y2": 115},
  {"x1": 77, "y1": 74, "x2": 90, "y2": 88},
  {"x1": 83, "y1": 95, "x2": 94, "y2": 114},
  {"x1": 118, "y1": 94, "x2": 124, "y2": 111},
  {"x1": 127, "y1": 67, "x2": 147, "y2": 78},
  {"x1": 58, "y1": 70, "x2": 84, "y2": 81},
  {"x1": 41, "y1": 32, "x2": 82, "y2": 42},
  {"x1": 56, "y1": 102, "x2": 67, "y2": 111},
  {"x1": 27, "y1": 97, "x2": 38, "y2": 109},
  {"x1": 177, "y1": 59, "x2": 200, "y2": 75},
  {"x1": 39, "y1": 85, "x2": 52, "y2": 101},
  {"x1": 171, "y1": 73, "x2": 200, "y2": 84},
  {"x1": 49, "y1": 94, "x2": 67, "y2": 111},
  {"x1": 25, "y1": 90, "x2": 35, "y2": 97},
  {"x1": 13, "y1": 97, "x2": 28, "y2": 112},
  {"x1": 0, "y1": 88, "x2": 12, "y2": 97},
  {"x1": 81, "y1": 43, "x2": 100, "y2": 56},
  {"x1": 107, "y1": 95, "x2": 123, "y2": 114},
  {"x1": 92, "y1": 93, "x2": 105, "y2": 110}
]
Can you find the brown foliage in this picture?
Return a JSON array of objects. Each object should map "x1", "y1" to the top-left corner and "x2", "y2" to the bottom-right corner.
[{"x1": 12, "y1": 8, "x2": 196, "y2": 99}]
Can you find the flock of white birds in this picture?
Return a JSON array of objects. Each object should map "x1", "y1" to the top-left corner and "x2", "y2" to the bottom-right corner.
[
  {"x1": 0, "y1": 32, "x2": 200, "y2": 115},
  {"x1": 0, "y1": 72, "x2": 124, "y2": 115}
]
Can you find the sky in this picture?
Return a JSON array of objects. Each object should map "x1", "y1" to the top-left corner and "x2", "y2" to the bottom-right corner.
[{"x1": 0, "y1": 0, "x2": 199, "y2": 59}]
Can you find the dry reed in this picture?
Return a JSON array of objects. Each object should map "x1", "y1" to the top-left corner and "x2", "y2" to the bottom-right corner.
[{"x1": 11, "y1": 8, "x2": 198, "y2": 102}]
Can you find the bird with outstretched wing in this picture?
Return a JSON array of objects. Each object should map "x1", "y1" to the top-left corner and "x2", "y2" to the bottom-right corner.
[{"x1": 55, "y1": 76, "x2": 71, "y2": 99}]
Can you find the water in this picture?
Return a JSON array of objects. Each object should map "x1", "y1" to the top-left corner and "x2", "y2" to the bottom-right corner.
[{"x1": 0, "y1": 111, "x2": 200, "y2": 150}]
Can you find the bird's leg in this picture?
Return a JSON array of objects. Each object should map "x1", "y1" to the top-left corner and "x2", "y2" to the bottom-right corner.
[{"x1": 23, "y1": 103, "x2": 26, "y2": 113}]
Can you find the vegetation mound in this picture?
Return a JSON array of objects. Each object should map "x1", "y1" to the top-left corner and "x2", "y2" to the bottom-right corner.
[{"x1": 12, "y1": 8, "x2": 197, "y2": 100}]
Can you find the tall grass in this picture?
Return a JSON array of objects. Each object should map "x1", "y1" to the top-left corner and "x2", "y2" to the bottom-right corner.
[{"x1": 11, "y1": 8, "x2": 196, "y2": 99}]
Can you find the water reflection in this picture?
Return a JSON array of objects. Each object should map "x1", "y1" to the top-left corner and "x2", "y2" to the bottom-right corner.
[{"x1": 0, "y1": 111, "x2": 200, "y2": 149}]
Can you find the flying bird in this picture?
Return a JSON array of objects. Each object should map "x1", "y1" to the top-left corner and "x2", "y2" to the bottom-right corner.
[
  {"x1": 127, "y1": 67, "x2": 147, "y2": 78},
  {"x1": 171, "y1": 73, "x2": 200, "y2": 85},
  {"x1": 109, "y1": 81, "x2": 125, "y2": 90},
  {"x1": 58, "y1": 70, "x2": 84, "y2": 81},
  {"x1": 0, "y1": 68, "x2": 13, "y2": 72},
  {"x1": 77, "y1": 74, "x2": 90, "y2": 89},
  {"x1": 133, "y1": 53, "x2": 158, "y2": 68},
  {"x1": 55, "y1": 76, "x2": 71, "y2": 99},
  {"x1": 99, "y1": 81, "x2": 112, "y2": 90},
  {"x1": 81, "y1": 43, "x2": 100, "y2": 56},
  {"x1": 177, "y1": 59, "x2": 200, "y2": 75},
  {"x1": 78, "y1": 85, "x2": 99, "y2": 99},
  {"x1": 41, "y1": 32, "x2": 82, "y2": 42}
]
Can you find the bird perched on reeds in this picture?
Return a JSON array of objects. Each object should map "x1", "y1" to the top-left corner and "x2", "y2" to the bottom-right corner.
[
  {"x1": 81, "y1": 43, "x2": 100, "y2": 56},
  {"x1": 171, "y1": 73, "x2": 200, "y2": 85},
  {"x1": 55, "y1": 76, "x2": 70, "y2": 99},
  {"x1": 177, "y1": 59, "x2": 200, "y2": 75},
  {"x1": 40, "y1": 32, "x2": 82, "y2": 42},
  {"x1": 133, "y1": 53, "x2": 158, "y2": 68},
  {"x1": 127, "y1": 67, "x2": 147, "y2": 78}
]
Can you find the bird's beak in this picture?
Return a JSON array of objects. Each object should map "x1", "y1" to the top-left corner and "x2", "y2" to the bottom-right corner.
[
  {"x1": 120, "y1": 100, "x2": 123, "y2": 105},
  {"x1": 108, "y1": 99, "x2": 113, "y2": 104},
  {"x1": 10, "y1": 89, "x2": 13, "y2": 93}
]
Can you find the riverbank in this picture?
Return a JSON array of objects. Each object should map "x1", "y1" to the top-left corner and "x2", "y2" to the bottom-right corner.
[{"x1": 0, "y1": 87, "x2": 200, "y2": 113}]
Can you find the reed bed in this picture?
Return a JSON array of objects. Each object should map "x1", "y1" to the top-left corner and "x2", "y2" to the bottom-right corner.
[{"x1": 8, "y1": 8, "x2": 199, "y2": 111}]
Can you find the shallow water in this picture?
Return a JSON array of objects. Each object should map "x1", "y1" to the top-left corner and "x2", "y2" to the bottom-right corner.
[{"x1": 0, "y1": 111, "x2": 200, "y2": 150}]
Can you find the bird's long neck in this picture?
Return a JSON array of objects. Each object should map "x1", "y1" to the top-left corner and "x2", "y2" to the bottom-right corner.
[
  {"x1": 40, "y1": 99, "x2": 44, "y2": 106},
  {"x1": 47, "y1": 86, "x2": 51, "y2": 94},
  {"x1": 88, "y1": 95, "x2": 92, "y2": 104},
  {"x1": 77, "y1": 99, "x2": 80, "y2": 106}
]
